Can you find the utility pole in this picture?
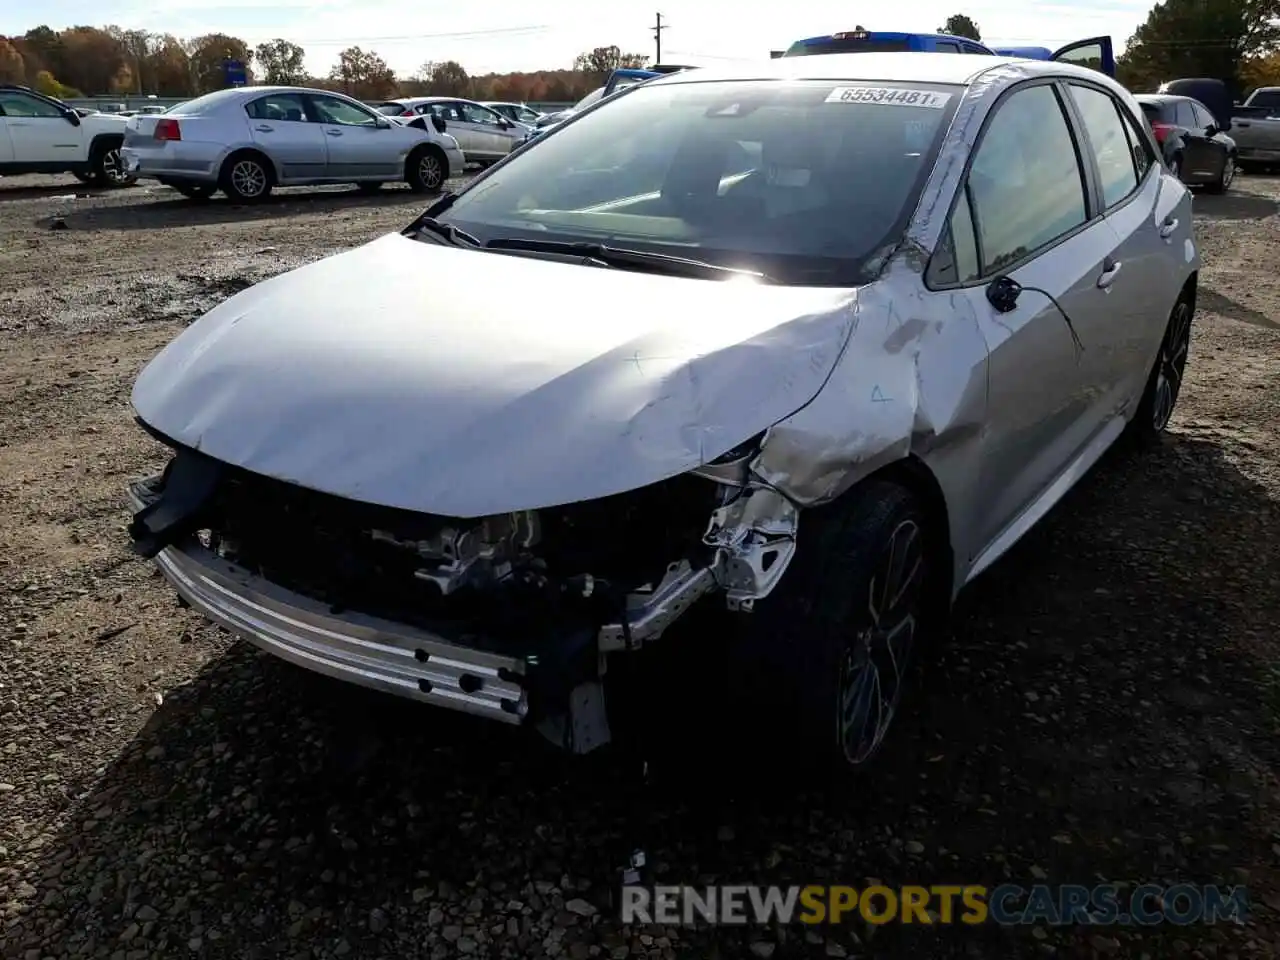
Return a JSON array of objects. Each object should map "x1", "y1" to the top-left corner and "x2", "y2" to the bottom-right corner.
[{"x1": 653, "y1": 12, "x2": 666, "y2": 65}]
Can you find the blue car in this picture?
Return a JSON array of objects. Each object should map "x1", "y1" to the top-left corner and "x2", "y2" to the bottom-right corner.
[{"x1": 776, "y1": 28, "x2": 1116, "y2": 77}]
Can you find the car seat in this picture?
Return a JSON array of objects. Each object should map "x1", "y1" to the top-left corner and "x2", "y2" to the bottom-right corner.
[{"x1": 659, "y1": 136, "x2": 766, "y2": 232}]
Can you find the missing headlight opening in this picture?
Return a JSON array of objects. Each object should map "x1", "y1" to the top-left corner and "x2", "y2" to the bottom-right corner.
[{"x1": 128, "y1": 445, "x2": 800, "y2": 754}]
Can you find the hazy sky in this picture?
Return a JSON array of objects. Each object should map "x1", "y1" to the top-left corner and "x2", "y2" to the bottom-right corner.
[{"x1": 4, "y1": 0, "x2": 1153, "y2": 77}]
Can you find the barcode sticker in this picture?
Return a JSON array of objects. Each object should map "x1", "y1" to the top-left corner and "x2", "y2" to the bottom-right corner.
[{"x1": 825, "y1": 86, "x2": 952, "y2": 109}]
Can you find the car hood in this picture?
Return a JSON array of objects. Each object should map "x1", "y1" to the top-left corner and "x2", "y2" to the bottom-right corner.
[
  {"x1": 84, "y1": 113, "x2": 128, "y2": 128},
  {"x1": 132, "y1": 233, "x2": 858, "y2": 517}
]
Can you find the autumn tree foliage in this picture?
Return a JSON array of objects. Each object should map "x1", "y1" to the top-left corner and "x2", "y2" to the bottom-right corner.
[
  {"x1": 256, "y1": 39, "x2": 307, "y2": 86},
  {"x1": 573, "y1": 45, "x2": 650, "y2": 83},
  {"x1": 327, "y1": 46, "x2": 397, "y2": 99},
  {"x1": 938, "y1": 14, "x2": 982, "y2": 41},
  {"x1": 187, "y1": 33, "x2": 254, "y2": 93},
  {"x1": 410, "y1": 60, "x2": 471, "y2": 96},
  {"x1": 1241, "y1": 50, "x2": 1280, "y2": 90},
  {"x1": 0, "y1": 38, "x2": 24, "y2": 83},
  {"x1": 0, "y1": 25, "x2": 667, "y2": 103}
]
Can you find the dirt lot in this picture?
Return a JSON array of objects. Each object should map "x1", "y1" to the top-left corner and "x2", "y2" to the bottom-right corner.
[{"x1": 0, "y1": 171, "x2": 1278, "y2": 960}]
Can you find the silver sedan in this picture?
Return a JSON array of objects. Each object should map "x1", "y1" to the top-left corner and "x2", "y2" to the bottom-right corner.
[
  {"x1": 126, "y1": 53, "x2": 1196, "y2": 771},
  {"x1": 120, "y1": 85, "x2": 465, "y2": 201},
  {"x1": 375, "y1": 96, "x2": 530, "y2": 165}
]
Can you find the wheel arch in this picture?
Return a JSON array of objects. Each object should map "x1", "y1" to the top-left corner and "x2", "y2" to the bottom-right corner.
[
  {"x1": 1181, "y1": 270, "x2": 1198, "y2": 313},
  {"x1": 858, "y1": 455, "x2": 957, "y2": 607},
  {"x1": 88, "y1": 132, "x2": 124, "y2": 156},
  {"x1": 219, "y1": 145, "x2": 281, "y2": 184},
  {"x1": 406, "y1": 140, "x2": 447, "y2": 172}
]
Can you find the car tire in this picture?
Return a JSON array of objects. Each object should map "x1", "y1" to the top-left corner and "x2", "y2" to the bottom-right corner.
[
  {"x1": 406, "y1": 146, "x2": 447, "y2": 193},
  {"x1": 1127, "y1": 292, "x2": 1194, "y2": 445},
  {"x1": 1204, "y1": 153, "x2": 1235, "y2": 194},
  {"x1": 731, "y1": 479, "x2": 943, "y2": 774},
  {"x1": 90, "y1": 140, "x2": 135, "y2": 188},
  {"x1": 219, "y1": 152, "x2": 274, "y2": 203},
  {"x1": 171, "y1": 182, "x2": 216, "y2": 201}
]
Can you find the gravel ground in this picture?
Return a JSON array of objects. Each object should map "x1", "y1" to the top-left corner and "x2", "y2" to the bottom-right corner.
[{"x1": 0, "y1": 172, "x2": 1278, "y2": 960}]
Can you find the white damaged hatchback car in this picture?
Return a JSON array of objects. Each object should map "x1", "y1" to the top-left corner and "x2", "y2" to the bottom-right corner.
[{"x1": 127, "y1": 53, "x2": 1198, "y2": 769}]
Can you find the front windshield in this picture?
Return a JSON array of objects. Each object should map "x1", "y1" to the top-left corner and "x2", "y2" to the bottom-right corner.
[{"x1": 436, "y1": 78, "x2": 960, "y2": 285}]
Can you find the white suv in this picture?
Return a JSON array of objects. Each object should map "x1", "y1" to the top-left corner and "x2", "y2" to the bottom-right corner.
[{"x1": 0, "y1": 85, "x2": 137, "y2": 186}]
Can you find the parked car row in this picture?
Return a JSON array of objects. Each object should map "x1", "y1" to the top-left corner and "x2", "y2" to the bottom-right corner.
[
  {"x1": 0, "y1": 81, "x2": 561, "y2": 200},
  {"x1": 374, "y1": 96, "x2": 533, "y2": 165}
]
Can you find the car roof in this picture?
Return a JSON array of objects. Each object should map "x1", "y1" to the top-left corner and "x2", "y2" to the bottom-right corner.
[
  {"x1": 649, "y1": 51, "x2": 1106, "y2": 89},
  {"x1": 390, "y1": 96, "x2": 464, "y2": 105},
  {"x1": 205, "y1": 85, "x2": 366, "y2": 100}
]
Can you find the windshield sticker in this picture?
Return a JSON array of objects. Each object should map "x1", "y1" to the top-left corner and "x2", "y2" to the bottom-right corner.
[{"x1": 825, "y1": 87, "x2": 952, "y2": 109}]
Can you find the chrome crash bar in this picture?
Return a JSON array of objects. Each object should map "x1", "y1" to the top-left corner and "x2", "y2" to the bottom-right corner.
[{"x1": 129, "y1": 487, "x2": 529, "y2": 724}]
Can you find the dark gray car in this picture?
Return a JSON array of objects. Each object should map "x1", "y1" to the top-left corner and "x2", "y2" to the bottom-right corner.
[{"x1": 1135, "y1": 94, "x2": 1236, "y2": 192}]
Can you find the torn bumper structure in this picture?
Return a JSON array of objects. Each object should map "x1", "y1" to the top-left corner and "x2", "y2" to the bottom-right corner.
[{"x1": 128, "y1": 443, "x2": 798, "y2": 753}]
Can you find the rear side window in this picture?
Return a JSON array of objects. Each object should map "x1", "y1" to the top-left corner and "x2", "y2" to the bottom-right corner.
[
  {"x1": 936, "y1": 41, "x2": 962, "y2": 52},
  {"x1": 1174, "y1": 101, "x2": 1196, "y2": 127},
  {"x1": 1138, "y1": 101, "x2": 1163, "y2": 123},
  {"x1": 1067, "y1": 84, "x2": 1139, "y2": 208},
  {"x1": 246, "y1": 94, "x2": 308, "y2": 122},
  {"x1": 966, "y1": 83, "x2": 1087, "y2": 274}
]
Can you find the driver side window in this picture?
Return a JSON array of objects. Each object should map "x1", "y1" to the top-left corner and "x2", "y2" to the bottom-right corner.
[
  {"x1": 309, "y1": 95, "x2": 377, "y2": 126},
  {"x1": 461, "y1": 104, "x2": 502, "y2": 126},
  {"x1": 967, "y1": 83, "x2": 1087, "y2": 274}
]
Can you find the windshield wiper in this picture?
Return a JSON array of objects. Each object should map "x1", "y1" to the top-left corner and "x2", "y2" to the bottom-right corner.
[
  {"x1": 403, "y1": 214, "x2": 480, "y2": 248},
  {"x1": 484, "y1": 237, "x2": 769, "y2": 282}
]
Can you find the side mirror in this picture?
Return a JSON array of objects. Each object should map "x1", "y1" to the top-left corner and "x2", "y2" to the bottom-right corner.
[
  {"x1": 498, "y1": 118, "x2": 512, "y2": 129},
  {"x1": 375, "y1": 116, "x2": 391, "y2": 129},
  {"x1": 986, "y1": 275, "x2": 1022, "y2": 313},
  {"x1": 65, "y1": 110, "x2": 81, "y2": 127},
  {"x1": 432, "y1": 115, "x2": 447, "y2": 134},
  {"x1": 1205, "y1": 123, "x2": 1218, "y2": 136}
]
